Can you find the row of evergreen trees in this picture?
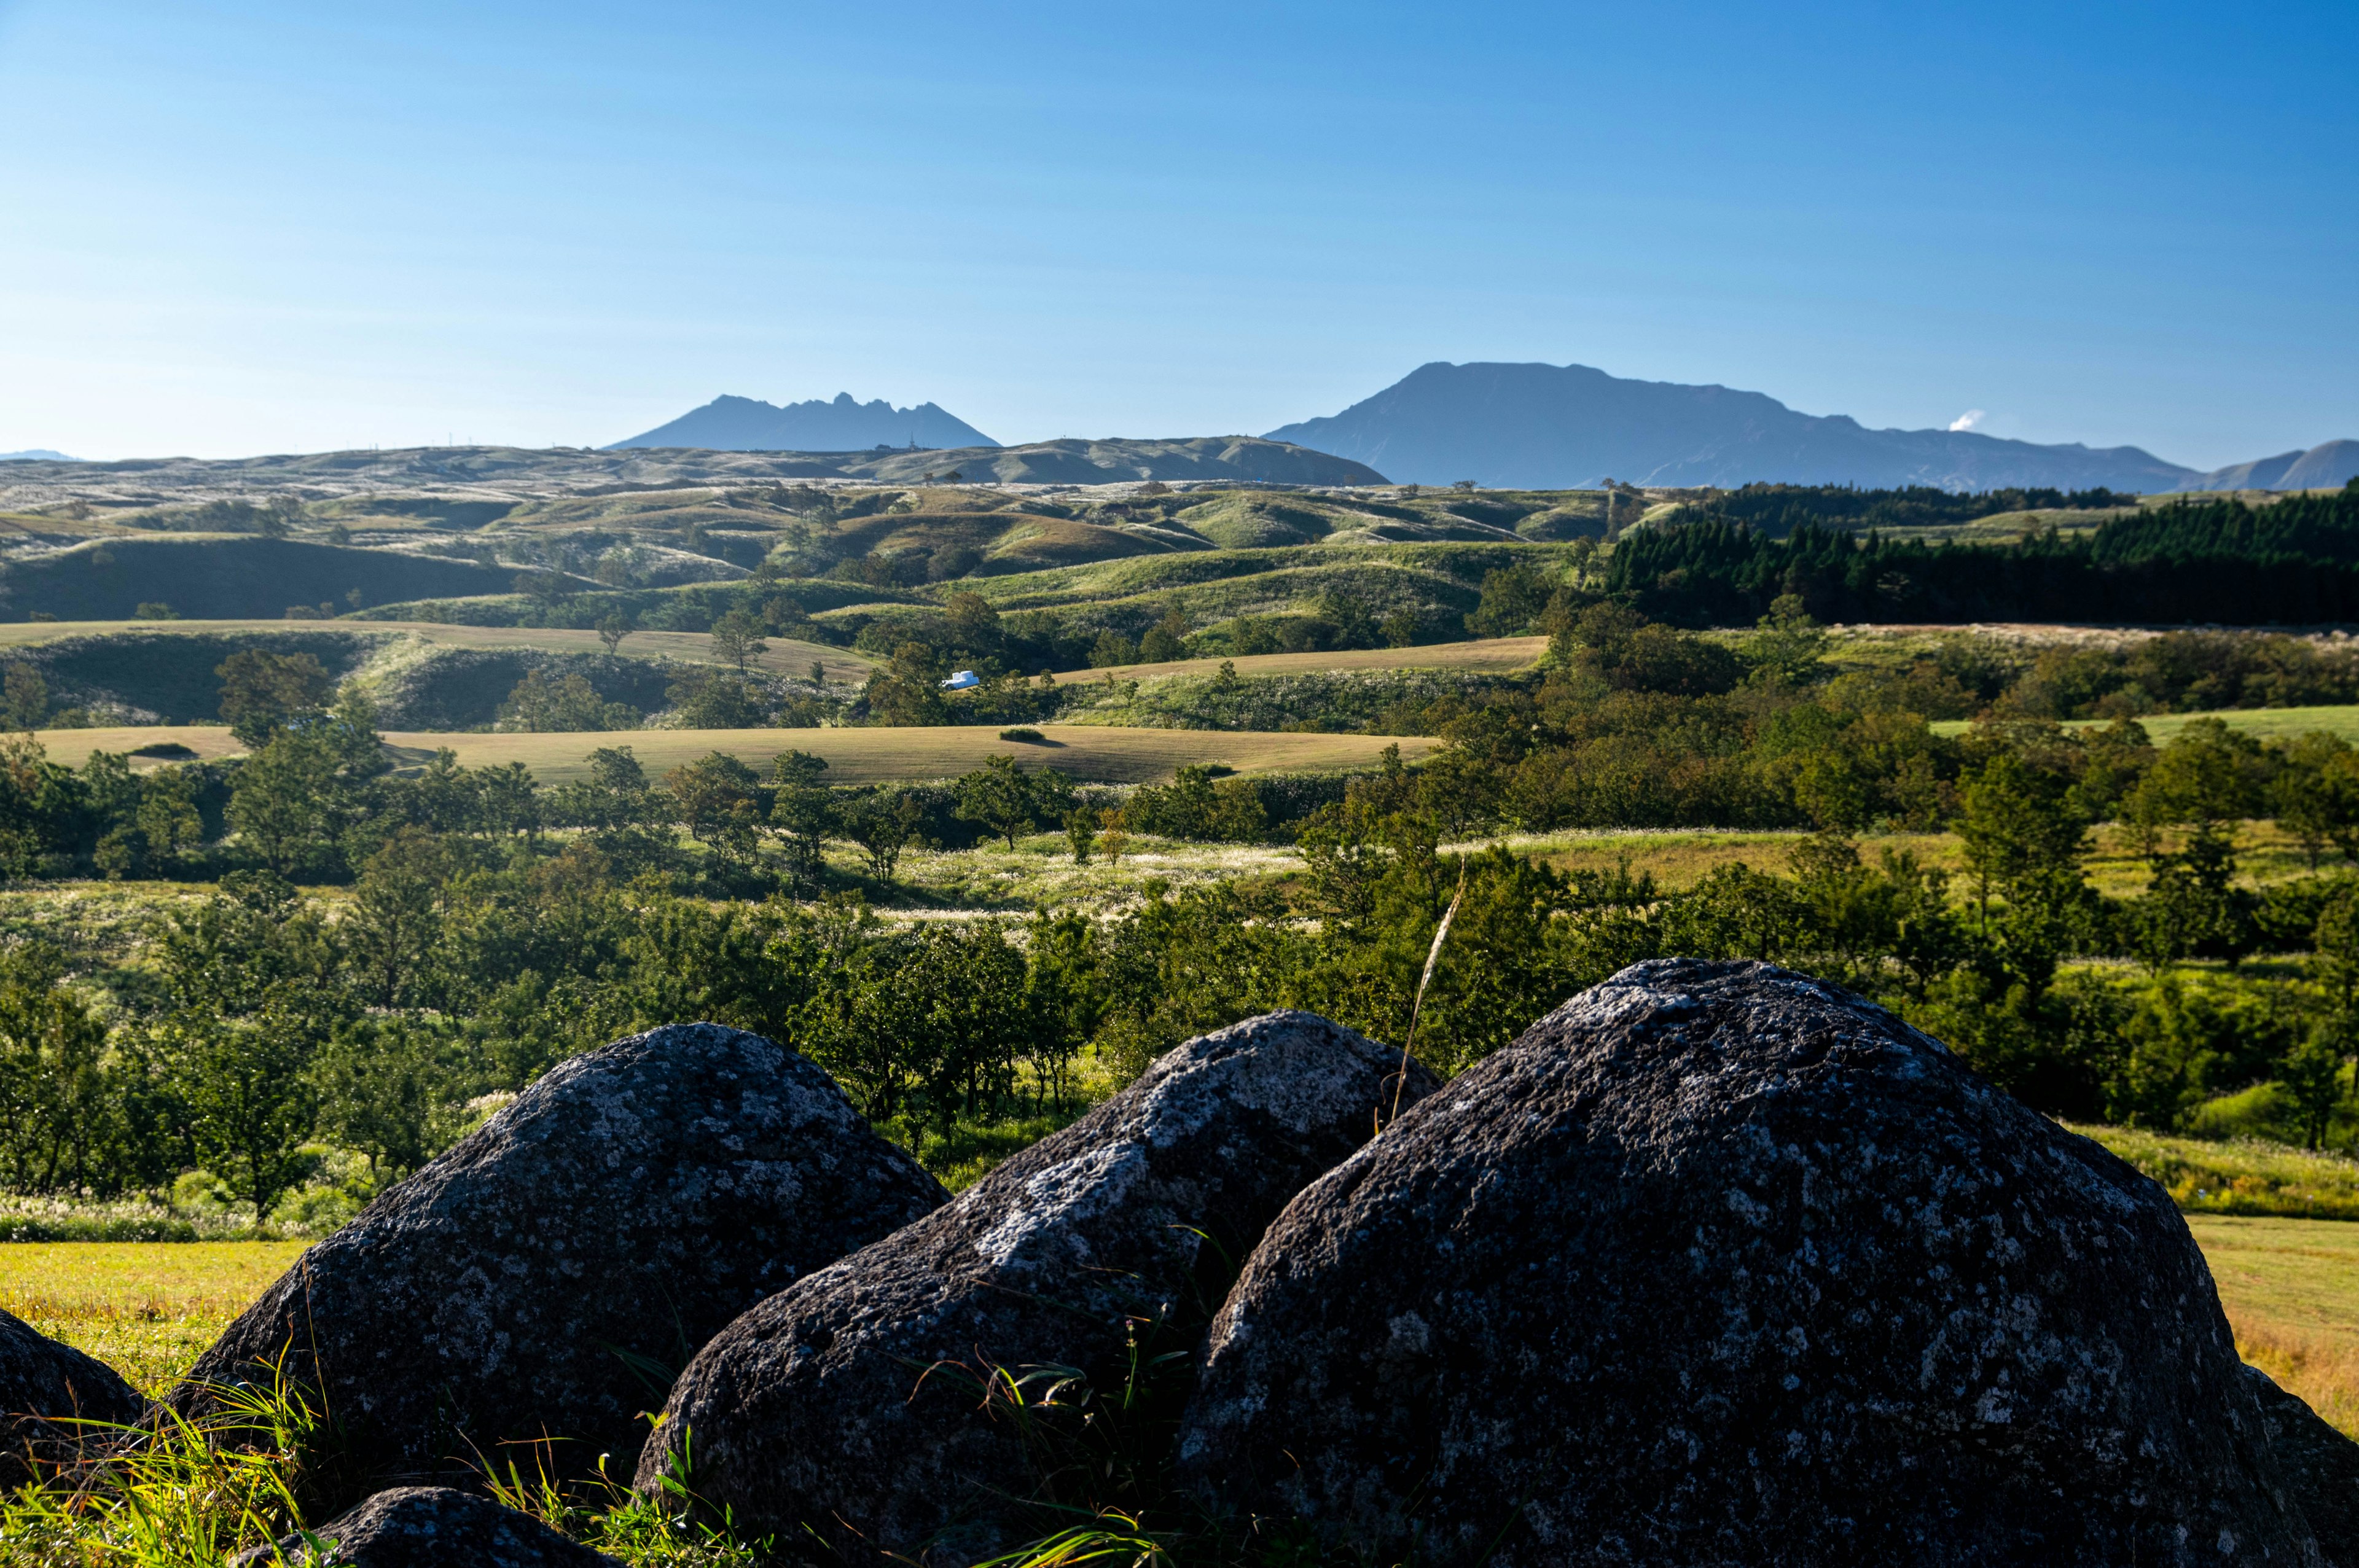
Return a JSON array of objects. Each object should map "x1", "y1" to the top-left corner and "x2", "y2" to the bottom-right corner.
[{"x1": 1610, "y1": 481, "x2": 2359, "y2": 625}]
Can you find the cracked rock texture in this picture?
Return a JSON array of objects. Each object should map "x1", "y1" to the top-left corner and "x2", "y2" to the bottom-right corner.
[
  {"x1": 235, "y1": 1486, "x2": 622, "y2": 1566},
  {"x1": 176, "y1": 1023, "x2": 946, "y2": 1496},
  {"x1": 1, "y1": 1306, "x2": 147, "y2": 1488},
  {"x1": 2247, "y1": 1366, "x2": 2359, "y2": 1565},
  {"x1": 638, "y1": 1009, "x2": 1434, "y2": 1563},
  {"x1": 1178, "y1": 960, "x2": 2322, "y2": 1567}
]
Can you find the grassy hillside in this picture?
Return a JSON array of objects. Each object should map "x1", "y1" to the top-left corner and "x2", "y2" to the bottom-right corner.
[
  {"x1": 0, "y1": 536, "x2": 529, "y2": 621},
  {"x1": 0, "y1": 618, "x2": 871, "y2": 679},
  {"x1": 0, "y1": 621, "x2": 873, "y2": 729},
  {"x1": 1055, "y1": 634, "x2": 1547, "y2": 681}
]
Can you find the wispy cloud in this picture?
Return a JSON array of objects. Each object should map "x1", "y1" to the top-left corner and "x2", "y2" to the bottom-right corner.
[{"x1": 1949, "y1": 409, "x2": 1987, "y2": 432}]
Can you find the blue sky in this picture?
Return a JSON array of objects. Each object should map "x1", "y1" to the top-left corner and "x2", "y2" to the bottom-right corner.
[{"x1": 1, "y1": 0, "x2": 2352, "y2": 467}]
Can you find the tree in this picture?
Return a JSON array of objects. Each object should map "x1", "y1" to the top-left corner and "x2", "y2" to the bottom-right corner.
[
  {"x1": 667, "y1": 751, "x2": 763, "y2": 867},
  {"x1": 2273, "y1": 733, "x2": 2359, "y2": 868},
  {"x1": 1467, "y1": 561, "x2": 1554, "y2": 637},
  {"x1": 710, "y1": 609, "x2": 769, "y2": 672},
  {"x1": 343, "y1": 829, "x2": 452, "y2": 1008},
  {"x1": 769, "y1": 750, "x2": 835, "y2": 893},
  {"x1": 667, "y1": 667, "x2": 768, "y2": 728},
  {"x1": 474, "y1": 762, "x2": 542, "y2": 837},
  {"x1": 955, "y1": 755, "x2": 1039, "y2": 850},
  {"x1": 1089, "y1": 630, "x2": 1138, "y2": 668},
  {"x1": 945, "y1": 590, "x2": 1001, "y2": 652},
  {"x1": 309, "y1": 1020, "x2": 443, "y2": 1179},
  {"x1": 216, "y1": 650, "x2": 335, "y2": 746},
  {"x1": 1742, "y1": 594, "x2": 1828, "y2": 688},
  {"x1": 514, "y1": 568, "x2": 575, "y2": 607},
  {"x1": 2, "y1": 663, "x2": 45, "y2": 730},
  {"x1": 864, "y1": 642, "x2": 949, "y2": 727},
  {"x1": 597, "y1": 614, "x2": 633, "y2": 655},
  {"x1": 175, "y1": 1007, "x2": 322, "y2": 1224},
  {"x1": 497, "y1": 669, "x2": 638, "y2": 732},
  {"x1": 0, "y1": 948, "x2": 115, "y2": 1195},
  {"x1": 2280, "y1": 1029, "x2": 2349, "y2": 1152},
  {"x1": 1951, "y1": 753, "x2": 2092, "y2": 1003},
  {"x1": 1097, "y1": 805, "x2": 1130, "y2": 866},
  {"x1": 135, "y1": 765, "x2": 206, "y2": 873},
  {"x1": 841, "y1": 789, "x2": 926, "y2": 883},
  {"x1": 227, "y1": 729, "x2": 347, "y2": 876},
  {"x1": 1138, "y1": 607, "x2": 1191, "y2": 663},
  {"x1": 1064, "y1": 809, "x2": 1096, "y2": 864}
]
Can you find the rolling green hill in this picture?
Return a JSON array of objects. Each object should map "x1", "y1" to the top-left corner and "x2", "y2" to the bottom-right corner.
[{"x1": 0, "y1": 536, "x2": 530, "y2": 622}]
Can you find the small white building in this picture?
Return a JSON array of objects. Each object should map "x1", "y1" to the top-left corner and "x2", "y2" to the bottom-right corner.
[{"x1": 941, "y1": 669, "x2": 982, "y2": 690}]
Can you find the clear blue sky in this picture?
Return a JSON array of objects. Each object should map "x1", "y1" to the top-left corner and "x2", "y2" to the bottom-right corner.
[{"x1": 1, "y1": 0, "x2": 2351, "y2": 467}]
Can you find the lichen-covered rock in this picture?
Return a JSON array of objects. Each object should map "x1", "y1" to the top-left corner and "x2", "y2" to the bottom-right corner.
[
  {"x1": 638, "y1": 1009, "x2": 1434, "y2": 1563},
  {"x1": 2248, "y1": 1366, "x2": 2359, "y2": 1564},
  {"x1": 1179, "y1": 961, "x2": 2321, "y2": 1567},
  {"x1": 235, "y1": 1486, "x2": 622, "y2": 1566},
  {"x1": 176, "y1": 1023, "x2": 946, "y2": 1495},
  {"x1": 1, "y1": 1307, "x2": 146, "y2": 1488}
]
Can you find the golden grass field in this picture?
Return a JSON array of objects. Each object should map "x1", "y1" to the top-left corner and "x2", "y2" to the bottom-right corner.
[
  {"x1": 29, "y1": 723, "x2": 1434, "y2": 786},
  {"x1": 2186, "y1": 1217, "x2": 2359, "y2": 1436},
  {"x1": 6, "y1": 1214, "x2": 2351, "y2": 1435},
  {"x1": 0, "y1": 617, "x2": 875, "y2": 682},
  {"x1": 1055, "y1": 634, "x2": 1549, "y2": 683},
  {"x1": 0, "y1": 1241, "x2": 306, "y2": 1397}
]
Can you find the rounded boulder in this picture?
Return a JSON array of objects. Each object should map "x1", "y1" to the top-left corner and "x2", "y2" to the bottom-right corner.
[
  {"x1": 1178, "y1": 961, "x2": 2320, "y2": 1567},
  {"x1": 176, "y1": 1023, "x2": 947, "y2": 1496},
  {"x1": 639, "y1": 1009, "x2": 1434, "y2": 1563},
  {"x1": 1, "y1": 1307, "x2": 147, "y2": 1488}
]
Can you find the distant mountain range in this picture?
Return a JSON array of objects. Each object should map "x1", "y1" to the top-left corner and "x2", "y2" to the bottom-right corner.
[
  {"x1": 0, "y1": 450, "x2": 74, "y2": 462},
  {"x1": 2179, "y1": 441, "x2": 2359, "y2": 493},
  {"x1": 1266, "y1": 362, "x2": 2359, "y2": 494},
  {"x1": 611, "y1": 394, "x2": 996, "y2": 453}
]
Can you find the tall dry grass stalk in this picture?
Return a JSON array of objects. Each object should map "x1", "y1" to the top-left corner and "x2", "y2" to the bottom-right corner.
[{"x1": 1388, "y1": 861, "x2": 1468, "y2": 1128}]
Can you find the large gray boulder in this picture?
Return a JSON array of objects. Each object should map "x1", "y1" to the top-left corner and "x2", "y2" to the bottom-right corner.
[
  {"x1": 176, "y1": 1023, "x2": 946, "y2": 1497},
  {"x1": 235, "y1": 1486, "x2": 621, "y2": 1566},
  {"x1": 638, "y1": 1009, "x2": 1434, "y2": 1563},
  {"x1": 1, "y1": 1307, "x2": 146, "y2": 1488},
  {"x1": 1179, "y1": 961, "x2": 2321, "y2": 1567},
  {"x1": 2247, "y1": 1365, "x2": 2359, "y2": 1565}
]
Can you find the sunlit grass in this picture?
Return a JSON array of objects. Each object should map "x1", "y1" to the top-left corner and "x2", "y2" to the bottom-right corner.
[
  {"x1": 0, "y1": 1240, "x2": 307, "y2": 1397},
  {"x1": 2184, "y1": 1215, "x2": 2359, "y2": 1437},
  {"x1": 2071, "y1": 1124, "x2": 2359, "y2": 1222}
]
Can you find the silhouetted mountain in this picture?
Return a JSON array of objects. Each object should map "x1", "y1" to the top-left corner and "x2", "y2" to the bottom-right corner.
[
  {"x1": 611, "y1": 393, "x2": 996, "y2": 453},
  {"x1": 1267, "y1": 362, "x2": 2202, "y2": 492},
  {"x1": 0, "y1": 450, "x2": 74, "y2": 462},
  {"x1": 2180, "y1": 440, "x2": 2359, "y2": 493}
]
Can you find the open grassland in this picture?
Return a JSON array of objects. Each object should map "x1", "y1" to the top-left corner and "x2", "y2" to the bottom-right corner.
[
  {"x1": 1054, "y1": 634, "x2": 1547, "y2": 682},
  {"x1": 0, "y1": 617, "x2": 873, "y2": 682},
  {"x1": 2183, "y1": 1216, "x2": 2359, "y2": 1437},
  {"x1": 867, "y1": 832, "x2": 1303, "y2": 913},
  {"x1": 1931, "y1": 703, "x2": 2359, "y2": 746},
  {"x1": 372, "y1": 724, "x2": 1434, "y2": 786},
  {"x1": 2078, "y1": 1126, "x2": 2359, "y2": 1222},
  {"x1": 31, "y1": 723, "x2": 1434, "y2": 785},
  {"x1": 0, "y1": 1241, "x2": 307, "y2": 1397},
  {"x1": 1471, "y1": 819, "x2": 2336, "y2": 899}
]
